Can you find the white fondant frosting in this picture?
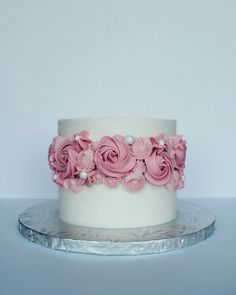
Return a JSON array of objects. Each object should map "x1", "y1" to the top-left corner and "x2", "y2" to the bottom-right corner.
[{"x1": 58, "y1": 117, "x2": 177, "y2": 229}]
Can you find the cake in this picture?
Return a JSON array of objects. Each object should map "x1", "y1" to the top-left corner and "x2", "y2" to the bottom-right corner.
[{"x1": 48, "y1": 118, "x2": 187, "y2": 229}]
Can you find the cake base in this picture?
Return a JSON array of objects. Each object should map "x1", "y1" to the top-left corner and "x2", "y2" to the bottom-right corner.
[{"x1": 18, "y1": 200, "x2": 215, "y2": 256}]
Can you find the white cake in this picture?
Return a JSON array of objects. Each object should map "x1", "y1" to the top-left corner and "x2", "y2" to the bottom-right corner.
[{"x1": 57, "y1": 118, "x2": 177, "y2": 229}]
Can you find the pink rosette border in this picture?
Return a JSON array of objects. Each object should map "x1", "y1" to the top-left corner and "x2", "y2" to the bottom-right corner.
[{"x1": 48, "y1": 130, "x2": 187, "y2": 193}]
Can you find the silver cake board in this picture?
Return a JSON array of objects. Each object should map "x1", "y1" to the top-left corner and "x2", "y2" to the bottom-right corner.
[{"x1": 18, "y1": 200, "x2": 215, "y2": 256}]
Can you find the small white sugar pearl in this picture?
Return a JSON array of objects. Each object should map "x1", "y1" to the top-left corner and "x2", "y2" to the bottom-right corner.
[
  {"x1": 49, "y1": 155, "x2": 54, "y2": 162},
  {"x1": 125, "y1": 135, "x2": 135, "y2": 145},
  {"x1": 75, "y1": 134, "x2": 80, "y2": 141},
  {"x1": 79, "y1": 171, "x2": 88, "y2": 180},
  {"x1": 159, "y1": 139, "x2": 165, "y2": 146},
  {"x1": 53, "y1": 174, "x2": 58, "y2": 180}
]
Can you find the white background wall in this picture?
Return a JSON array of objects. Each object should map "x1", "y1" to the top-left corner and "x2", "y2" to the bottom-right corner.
[{"x1": 0, "y1": 0, "x2": 235, "y2": 199}]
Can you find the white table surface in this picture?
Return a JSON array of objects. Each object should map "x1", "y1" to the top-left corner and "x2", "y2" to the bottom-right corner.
[{"x1": 0, "y1": 198, "x2": 235, "y2": 295}]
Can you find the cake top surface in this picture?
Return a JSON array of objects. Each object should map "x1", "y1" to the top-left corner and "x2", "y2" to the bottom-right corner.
[{"x1": 58, "y1": 117, "x2": 176, "y2": 124}]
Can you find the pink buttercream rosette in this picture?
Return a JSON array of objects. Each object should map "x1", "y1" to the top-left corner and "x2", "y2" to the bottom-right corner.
[
  {"x1": 48, "y1": 131, "x2": 187, "y2": 193},
  {"x1": 94, "y1": 135, "x2": 136, "y2": 177}
]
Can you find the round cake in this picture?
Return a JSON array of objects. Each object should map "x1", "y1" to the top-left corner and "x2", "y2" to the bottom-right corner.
[{"x1": 48, "y1": 117, "x2": 187, "y2": 229}]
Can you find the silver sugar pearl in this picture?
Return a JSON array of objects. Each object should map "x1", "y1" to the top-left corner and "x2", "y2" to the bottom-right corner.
[
  {"x1": 49, "y1": 155, "x2": 54, "y2": 162},
  {"x1": 159, "y1": 139, "x2": 165, "y2": 146},
  {"x1": 79, "y1": 171, "x2": 88, "y2": 180},
  {"x1": 75, "y1": 134, "x2": 80, "y2": 141},
  {"x1": 125, "y1": 135, "x2": 135, "y2": 145}
]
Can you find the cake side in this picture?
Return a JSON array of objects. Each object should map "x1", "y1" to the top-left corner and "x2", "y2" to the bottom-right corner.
[
  {"x1": 58, "y1": 117, "x2": 176, "y2": 139},
  {"x1": 56, "y1": 117, "x2": 179, "y2": 229},
  {"x1": 59, "y1": 185, "x2": 176, "y2": 228}
]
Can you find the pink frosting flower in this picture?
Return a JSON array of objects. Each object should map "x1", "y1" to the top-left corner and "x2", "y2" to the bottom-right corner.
[
  {"x1": 123, "y1": 160, "x2": 146, "y2": 192},
  {"x1": 51, "y1": 137, "x2": 80, "y2": 179},
  {"x1": 63, "y1": 178, "x2": 84, "y2": 193},
  {"x1": 105, "y1": 176, "x2": 122, "y2": 188},
  {"x1": 133, "y1": 160, "x2": 146, "y2": 174},
  {"x1": 149, "y1": 133, "x2": 171, "y2": 156},
  {"x1": 48, "y1": 130, "x2": 92, "y2": 181},
  {"x1": 76, "y1": 149, "x2": 95, "y2": 172},
  {"x1": 92, "y1": 170, "x2": 122, "y2": 188},
  {"x1": 131, "y1": 137, "x2": 152, "y2": 160},
  {"x1": 95, "y1": 135, "x2": 136, "y2": 177},
  {"x1": 92, "y1": 170, "x2": 107, "y2": 185},
  {"x1": 145, "y1": 152, "x2": 173, "y2": 185},
  {"x1": 170, "y1": 135, "x2": 187, "y2": 169},
  {"x1": 165, "y1": 170, "x2": 180, "y2": 190},
  {"x1": 123, "y1": 173, "x2": 145, "y2": 192},
  {"x1": 67, "y1": 130, "x2": 92, "y2": 152}
]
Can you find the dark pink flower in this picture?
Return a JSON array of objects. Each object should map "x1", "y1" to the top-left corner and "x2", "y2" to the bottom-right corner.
[
  {"x1": 170, "y1": 135, "x2": 187, "y2": 169},
  {"x1": 149, "y1": 133, "x2": 171, "y2": 156},
  {"x1": 123, "y1": 160, "x2": 146, "y2": 192},
  {"x1": 94, "y1": 135, "x2": 136, "y2": 177},
  {"x1": 145, "y1": 152, "x2": 173, "y2": 186},
  {"x1": 131, "y1": 137, "x2": 152, "y2": 160},
  {"x1": 123, "y1": 173, "x2": 145, "y2": 192},
  {"x1": 105, "y1": 176, "x2": 122, "y2": 188},
  {"x1": 76, "y1": 149, "x2": 95, "y2": 172},
  {"x1": 91, "y1": 170, "x2": 106, "y2": 185},
  {"x1": 52, "y1": 137, "x2": 79, "y2": 179},
  {"x1": 48, "y1": 130, "x2": 92, "y2": 181}
]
